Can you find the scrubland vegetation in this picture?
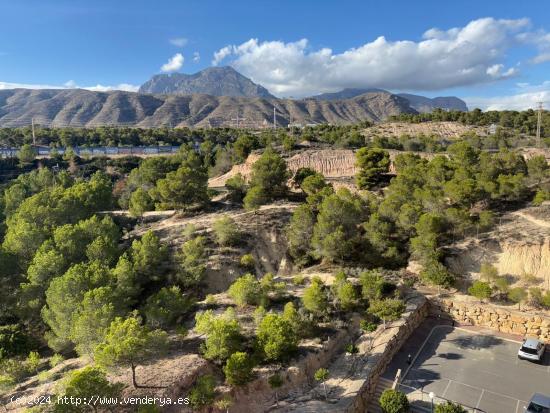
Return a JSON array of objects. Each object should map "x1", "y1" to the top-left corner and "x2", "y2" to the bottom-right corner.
[{"x1": 0, "y1": 113, "x2": 549, "y2": 410}]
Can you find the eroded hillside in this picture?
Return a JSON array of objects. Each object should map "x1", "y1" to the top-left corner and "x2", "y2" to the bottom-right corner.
[{"x1": 446, "y1": 204, "x2": 550, "y2": 290}]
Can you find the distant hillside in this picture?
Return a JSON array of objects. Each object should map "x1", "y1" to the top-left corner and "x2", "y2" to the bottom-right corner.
[
  {"x1": 310, "y1": 88, "x2": 387, "y2": 101},
  {"x1": 310, "y1": 88, "x2": 468, "y2": 113},
  {"x1": 0, "y1": 88, "x2": 416, "y2": 128},
  {"x1": 139, "y1": 66, "x2": 275, "y2": 98},
  {"x1": 397, "y1": 93, "x2": 468, "y2": 113}
]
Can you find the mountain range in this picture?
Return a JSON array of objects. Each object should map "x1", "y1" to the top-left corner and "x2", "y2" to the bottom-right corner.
[
  {"x1": 0, "y1": 67, "x2": 469, "y2": 128},
  {"x1": 312, "y1": 88, "x2": 468, "y2": 112},
  {"x1": 139, "y1": 68, "x2": 467, "y2": 112},
  {"x1": 0, "y1": 88, "x2": 415, "y2": 128}
]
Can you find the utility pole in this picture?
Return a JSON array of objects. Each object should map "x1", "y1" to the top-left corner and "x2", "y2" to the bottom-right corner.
[
  {"x1": 231, "y1": 111, "x2": 245, "y2": 129},
  {"x1": 31, "y1": 117, "x2": 36, "y2": 146},
  {"x1": 536, "y1": 102, "x2": 543, "y2": 148}
]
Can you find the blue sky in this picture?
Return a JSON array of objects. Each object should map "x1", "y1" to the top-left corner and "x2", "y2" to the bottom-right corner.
[{"x1": 1, "y1": 0, "x2": 549, "y2": 109}]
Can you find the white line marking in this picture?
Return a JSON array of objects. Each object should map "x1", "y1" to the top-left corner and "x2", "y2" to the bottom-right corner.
[
  {"x1": 403, "y1": 325, "x2": 523, "y2": 381},
  {"x1": 516, "y1": 399, "x2": 521, "y2": 413},
  {"x1": 403, "y1": 325, "x2": 452, "y2": 378},
  {"x1": 441, "y1": 379, "x2": 452, "y2": 399},
  {"x1": 453, "y1": 326, "x2": 522, "y2": 344},
  {"x1": 476, "y1": 389, "x2": 485, "y2": 409}
]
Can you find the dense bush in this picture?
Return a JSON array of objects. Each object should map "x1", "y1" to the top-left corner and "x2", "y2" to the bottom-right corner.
[
  {"x1": 228, "y1": 274, "x2": 264, "y2": 307},
  {"x1": 256, "y1": 313, "x2": 298, "y2": 362},
  {"x1": 435, "y1": 401, "x2": 467, "y2": 413},
  {"x1": 143, "y1": 286, "x2": 193, "y2": 328},
  {"x1": 0, "y1": 324, "x2": 33, "y2": 360},
  {"x1": 212, "y1": 216, "x2": 240, "y2": 246},
  {"x1": 195, "y1": 309, "x2": 242, "y2": 361},
  {"x1": 189, "y1": 374, "x2": 217, "y2": 409},
  {"x1": 223, "y1": 351, "x2": 255, "y2": 385},
  {"x1": 379, "y1": 389, "x2": 410, "y2": 413}
]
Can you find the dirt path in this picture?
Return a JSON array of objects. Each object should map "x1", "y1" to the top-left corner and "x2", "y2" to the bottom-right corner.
[{"x1": 510, "y1": 211, "x2": 550, "y2": 228}]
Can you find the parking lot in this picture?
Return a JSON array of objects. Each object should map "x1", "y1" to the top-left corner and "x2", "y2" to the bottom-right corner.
[{"x1": 400, "y1": 325, "x2": 550, "y2": 413}]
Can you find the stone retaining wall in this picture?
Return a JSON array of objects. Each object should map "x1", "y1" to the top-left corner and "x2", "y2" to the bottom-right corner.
[
  {"x1": 346, "y1": 294, "x2": 428, "y2": 413},
  {"x1": 430, "y1": 295, "x2": 550, "y2": 342},
  {"x1": 271, "y1": 292, "x2": 429, "y2": 412}
]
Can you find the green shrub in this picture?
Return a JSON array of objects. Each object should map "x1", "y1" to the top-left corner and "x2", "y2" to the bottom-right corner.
[
  {"x1": 212, "y1": 216, "x2": 240, "y2": 246},
  {"x1": 494, "y1": 276, "x2": 510, "y2": 295},
  {"x1": 205, "y1": 294, "x2": 217, "y2": 306},
  {"x1": 508, "y1": 287, "x2": 527, "y2": 310},
  {"x1": 302, "y1": 278, "x2": 328, "y2": 317},
  {"x1": 379, "y1": 389, "x2": 409, "y2": 413},
  {"x1": 26, "y1": 351, "x2": 41, "y2": 374},
  {"x1": 239, "y1": 254, "x2": 255, "y2": 270},
  {"x1": 0, "y1": 374, "x2": 15, "y2": 391},
  {"x1": 480, "y1": 262, "x2": 498, "y2": 282},
  {"x1": 420, "y1": 260, "x2": 455, "y2": 290},
  {"x1": 0, "y1": 358, "x2": 30, "y2": 384},
  {"x1": 257, "y1": 313, "x2": 298, "y2": 362},
  {"x1": 254, "y1": 306, "x2": 267, "y2": 325},
  {"x1": 314, "y1": 368, "x2": 329, "y2": 399},
  {"x1": 223, "y1": 352, "x2": 255, "y2": 385},
  {"x1": 37, "y1": 370, "x2": 53, "y2": 383},
  {"x1": 345, "y1": 343, "x2": 358, "y2": 354},
  {"x1": 292, "y1": 275, "x2": 306, "y2": 285},
  {"x1": 225, "y1": 173, "x2": 247, "y2": 202},
  {"x1": 360, "y1": 320, "x2": 379, "y2": 333},
  {"x1": 368, "y1": 299, "x2": 406, "y2": 327},
  {"x1": 227, "y1": 274, "x2": 264, "y2": 307},
  {"x1": 468, "y1": 280, "x2": 492, "y2": 301},
  {"x1": 49, "y1": 353, "x2": 65, "y2": 368},
  {"x1": 435, "y1": 401, "x2": 467, "y2": 413},
  {"x1": 195, "y1": 310, "x2": 242, "y2": 361},
  {"x1": 360, "y1": 270, "x2": 396, "y2": 300},
  {"x1": 0, "y1": 324, "x2": 32, "y2": 360},
  {"x1": 189, "y1": 375, "x2": 217, "y2": 409},
  {"x1": 143, "y1": 286, "x2": 193, "y2": 328}
]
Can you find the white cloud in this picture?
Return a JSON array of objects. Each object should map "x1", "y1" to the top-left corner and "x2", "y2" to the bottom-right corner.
[
  {"x1": 465, "y1": 81, "x2": 550, "y2": 110},
  {"x1": 212, "y1": 46, "x2": 233, "y2": 66},
  {"x1": 169, "y1": 37, "x2": 188, "y2": 47},
  {"x1": 211, "y1": 18, "x2": 546, "y2": 97},
  {"x1": 517, "y1": 31, "x2": 550, "y2": 63},
  {"x1": 532, "y1": 53, "x2": 550, "y2": 64},
  {"x1": 161, "y1": 53, "x2": 184, "y2": 72},
  {"x1": 85, "y1": 83, "x2": 139, "y2": 92},
  {"x1": 193, "y1": 52, "x2": 200, "y2": 63},
  {"x1": 0, "y1": 80, "x2": 139, "y2": 92}
]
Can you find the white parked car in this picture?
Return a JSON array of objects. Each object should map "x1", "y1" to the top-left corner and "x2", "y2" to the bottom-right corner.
[{"x1": 518, "y1": 337, "x2": 546, "y2": 363}]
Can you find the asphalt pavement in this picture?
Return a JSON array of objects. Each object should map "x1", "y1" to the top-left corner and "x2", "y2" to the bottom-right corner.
[{"x1": 397, "y1": 325, "x2": 550, "y2": 413}]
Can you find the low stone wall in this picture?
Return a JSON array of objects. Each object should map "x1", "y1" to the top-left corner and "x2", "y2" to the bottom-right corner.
[
  {"x1": 270, "y1": 292, "x2": 428, "y2": 412},
  {"x1": 227, "y1": 320, "x2": 360, "y2": 413},
  {"x1": 346, "y1": 294, "x2": 428, "y2": 413},
  {"x1": 430, "y1": 295, "x2": 550, "y2": 342}
]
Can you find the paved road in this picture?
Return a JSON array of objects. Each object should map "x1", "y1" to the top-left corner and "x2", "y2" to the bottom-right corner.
[{"x1": 400, "y1": 326, "x2": 550, "y2": 413}]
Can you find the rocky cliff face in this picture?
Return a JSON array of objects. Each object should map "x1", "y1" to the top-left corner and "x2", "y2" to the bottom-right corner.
[
  {"x1": 445, "y1": 205, "x2": 550, "y2": 290},
  {"x1": 208, "y1": 148, "x2": 435, "y2": 188},
  {"x1": 139, "y1": 66, "x2": 275, "y2": 98}
]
